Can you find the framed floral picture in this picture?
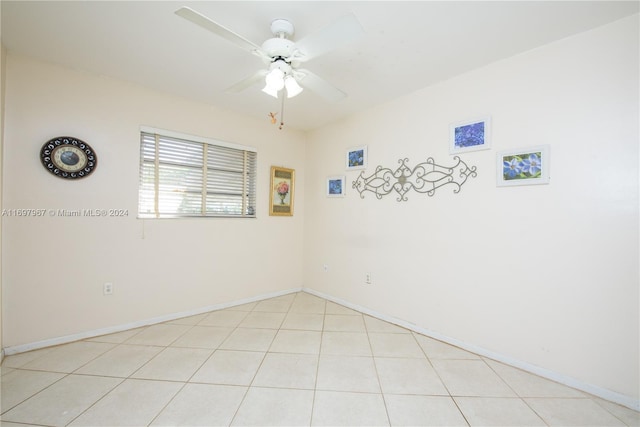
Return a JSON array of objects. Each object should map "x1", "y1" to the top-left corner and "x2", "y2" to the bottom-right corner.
[
  {"x1": 450, "y1": 117, "x2": 491, "y2": 154},
  {"x1": 497, "y1": 145, "x2": 550, "y2": 187},
  {"x1": 327, "y1": 175, "x2": 346, "y2": 197},
  {"x1": 269, "y1": 166, "x2": 294, "y2": 216},
  {"x1": 346, "y1": 145, "x2": 367, "y2": 170}
]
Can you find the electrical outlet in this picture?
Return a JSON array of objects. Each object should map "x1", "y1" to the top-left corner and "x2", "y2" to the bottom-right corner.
[
  {"x1": 365, "y1": 272, "x2": 372, "y2": 284},
  {"x1": 103, "y1": 282, "x2": 113, "y2": 295},
  {"x1": 323, "y1": 264, "x2": 329, "y2": 272}
]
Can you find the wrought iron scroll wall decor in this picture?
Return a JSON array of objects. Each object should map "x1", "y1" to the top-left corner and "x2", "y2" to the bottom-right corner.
[{"x1": 352, "y1": 157, "x2": 477, "y2": 202}]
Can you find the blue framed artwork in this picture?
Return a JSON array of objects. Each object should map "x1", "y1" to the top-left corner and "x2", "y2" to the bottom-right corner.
[
  {"x1": 497, "y1": 145, "x2": 550, "y2": 186},
  {"x1": 346, "y1": 145, "x2": 367, "y2": 170},
  {"x1": 449, "y1": 117, "x2": 491, "y2": 154},
  {"x1": 326, "y1": 175, "x2": 346, "y2": 197}
]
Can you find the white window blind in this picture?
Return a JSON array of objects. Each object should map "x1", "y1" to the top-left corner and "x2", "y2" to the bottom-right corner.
[{"x1": 138, "y1": 129, "x2": 257, "y2": 218}]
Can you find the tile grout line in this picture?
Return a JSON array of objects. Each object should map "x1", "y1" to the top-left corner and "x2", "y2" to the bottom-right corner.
[
  {"x1": 364, "y1": 312, "x2": 393, "y2": 427},
  {"x1": 308, "y1": 297, "x2": 327, "y2": 426},
  {"x1": 64, "y1": 376, "x2": 127, "y2": 427},
  {"x1": 143, "y1": 319, "x2": 218, "y2": 427},
  {"x1": 1, "y1": 371, "x2": 69, "y2": 418},
  {"x1": 204, "y1": 303, "x2": 257, "y2": 427},
  {"x1": 2, "y1": 339, "x2": 126, "y2": 421},
  {"x1": 481, "y1": 356, "x2": 551, "y2": 426},
  {"x1": 227, "y1": 295, "x2": 292, "y2": 426},
  {"x1": 73, "y1": 319, "x2": 204, "y2": 426},
  {"x1": 411, "y1": 331, "x2": 472, "y2": 427},
  {"x1": 482, "y1": 357, "x2": 634, "y2": 426},
  {"x1": 75, "y1": 307, "x2": 249, "y2": 426}
]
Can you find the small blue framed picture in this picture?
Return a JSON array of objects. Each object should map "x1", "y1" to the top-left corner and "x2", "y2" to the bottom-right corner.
[
  {"x1": 497, "y1": 145, "x2": 550, "y2": 187},
  {"x1": 327, "y1": 175, "x2": 346, "y2": 197},
  {"x1": 449, "y1": 117, "x2": 491, "y2": 154},
  {"x1": 346, "y1": 145, "x2": 367, "y2": 170}
]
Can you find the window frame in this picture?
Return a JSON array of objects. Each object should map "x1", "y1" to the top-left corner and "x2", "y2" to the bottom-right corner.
[{"x1": 138, "y1": 126, "x2": 257, "y2": 219}]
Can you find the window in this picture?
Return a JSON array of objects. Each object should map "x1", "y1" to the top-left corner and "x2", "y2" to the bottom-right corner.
[{"x1": 138, "y1": 127, "x2": 257, "y2": 218}]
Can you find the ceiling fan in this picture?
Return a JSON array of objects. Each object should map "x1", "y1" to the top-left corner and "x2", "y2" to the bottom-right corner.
[{"x1": 175, "y1": 7, "x2": 364, "y2": 102}]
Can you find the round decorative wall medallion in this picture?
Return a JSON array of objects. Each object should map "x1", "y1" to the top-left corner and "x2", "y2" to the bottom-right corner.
[{"x1": 40, "y1": 136, "x2": 97, "y2": 179}]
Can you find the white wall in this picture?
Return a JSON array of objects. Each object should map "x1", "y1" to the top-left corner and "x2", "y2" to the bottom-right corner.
[
  {"x1": 2, "y1": 54, "x2": 306, "y2": 348},
  {"x1": 304, "y1": 15, "x2": 639, "y2": 406}
]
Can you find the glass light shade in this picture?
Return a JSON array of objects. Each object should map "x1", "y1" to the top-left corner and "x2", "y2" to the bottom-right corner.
[
  {"x1": 262, "y1": 68, "x2": 285, "y2": 98},
  {"x1": 261, "y1": 84, "x2": 279, "y2": 98},
  {"x1": 284, "y1": 76, "x2": 303, "y2": 98},
  {"x1": 265, "y1": 68, "x2": 285, "y2": 90}
]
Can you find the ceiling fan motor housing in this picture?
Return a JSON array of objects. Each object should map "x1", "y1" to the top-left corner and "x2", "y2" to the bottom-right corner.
[
  {"x1": 260, "y1": 19, "x2": 296, "y2": 61},
  {"x1": 261, "y1": 37, "x2": 296, "y2": 60}
]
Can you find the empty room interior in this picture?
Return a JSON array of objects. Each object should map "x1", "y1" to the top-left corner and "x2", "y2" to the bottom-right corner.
[{"x1": 0, "y1": 1, "x2": 638, "y2": 426}]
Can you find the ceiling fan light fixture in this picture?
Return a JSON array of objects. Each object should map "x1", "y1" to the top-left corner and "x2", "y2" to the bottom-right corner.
[{"x1": 284, "y1": 75, "x2": 303, "y2": 98}]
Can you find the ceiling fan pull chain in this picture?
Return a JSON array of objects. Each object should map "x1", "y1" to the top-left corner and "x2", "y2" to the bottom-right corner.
[{"x1": 279, "y1": 94, "x2": 285, "y2": 130}]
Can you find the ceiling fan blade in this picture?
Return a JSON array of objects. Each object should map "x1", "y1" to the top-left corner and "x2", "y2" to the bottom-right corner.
[
  {"x1": 295, "y1": 69, "x2": 347, "y2": 102},
  {"x1": 225, "y1": 70, "x2": 268, "y2": 93},
  {"x1": 175, "y1": 7, "x2": 262, "y2": 55},
  {"x1": 294, "y1": 13, "x2": 364, "y2": 62}
]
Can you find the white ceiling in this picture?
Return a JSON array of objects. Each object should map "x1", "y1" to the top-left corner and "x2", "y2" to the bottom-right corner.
[{"x1": 2, "y1": 1, "x2": 638, "y2": 131}]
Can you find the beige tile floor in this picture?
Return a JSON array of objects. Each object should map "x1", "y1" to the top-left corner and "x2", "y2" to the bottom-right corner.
[{"x1": 1, "y1": 292, "x2": 638, "y2": 426}]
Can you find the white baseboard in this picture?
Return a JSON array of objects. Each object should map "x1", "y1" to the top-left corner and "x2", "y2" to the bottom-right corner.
[
  {"x1": 3, "y1": 287, "x2": 302, "y2": 356},
  {"x1": 303, "y1": 287, "x2": 640, "y2": 412}
]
